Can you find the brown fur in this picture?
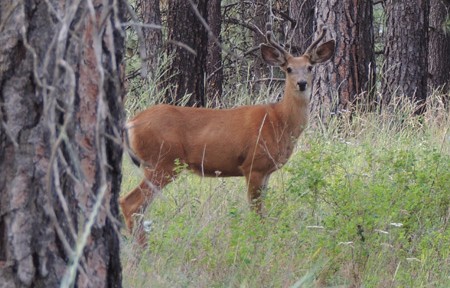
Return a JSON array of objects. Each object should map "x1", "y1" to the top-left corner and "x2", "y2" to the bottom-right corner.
[{"x1": 120, "y1": 38, "x2": 335, "y2": 243}]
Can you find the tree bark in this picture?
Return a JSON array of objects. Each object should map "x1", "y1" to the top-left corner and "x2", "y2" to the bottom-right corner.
[
  {"x1": 312, "y1": 0, "x2": 376, "y2": 120},
  {"x1": 290, "y1": 0, "x2": 316, "y2": 55},
  {"x1": 381, "y1": 0, "x2": 429, "y2": 112},
  {"x1": 0, "y1": 1, "x2": 125, "y2": 287},
  {"x1": 164, "y1": 0, "x2": 209, "y2": 107},
  {"x1": 428, "y1": 0, "x2": 450, "y2": 97},
  {"x1": 206, "y1": 0, "x2": 223, "y2": 106},
  {"x1": 139, "y1": 0, "x2": 163, "y2": 77},
  {"x1": 251, "y1": 0, "x2": 270, "y2": 93}
]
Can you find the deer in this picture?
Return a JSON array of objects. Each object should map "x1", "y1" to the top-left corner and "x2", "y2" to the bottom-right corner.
[{"x1": 119, "y1": 25, "x2": 335, "y2": 242}]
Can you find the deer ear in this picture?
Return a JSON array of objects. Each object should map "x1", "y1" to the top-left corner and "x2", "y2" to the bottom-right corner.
[
  {"x1": 260, "y1": 44, "x2": 286, "y2": 66},
  {"x1": 309, "y1": 40, "x2": 335, "y2": 64}
]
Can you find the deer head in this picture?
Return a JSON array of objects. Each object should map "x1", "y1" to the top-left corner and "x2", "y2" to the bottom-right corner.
[{"x1": 260, "y1": 25, "x2": 335, "y2": 94}]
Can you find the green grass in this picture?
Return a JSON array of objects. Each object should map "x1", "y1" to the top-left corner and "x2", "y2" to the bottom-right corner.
[{"x1": 120, "y1": 97, "x2": 450, "y2": 287}]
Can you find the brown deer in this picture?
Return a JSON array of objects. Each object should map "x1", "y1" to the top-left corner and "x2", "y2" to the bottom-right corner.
[{"x1": 120, "y1": 26, "x2": 335, "y2": 240}]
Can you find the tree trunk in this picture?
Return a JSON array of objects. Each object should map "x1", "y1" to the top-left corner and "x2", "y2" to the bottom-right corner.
[
  {"x1": 381, "y1": 0, "x2": 429, "y2": 112},
  {"x1": 428, "y1": 0, "x2": 450, "y2": 97},
  {"x1": 139, "y1": 0, "x2": 163, "y2": 77},
  {"x1": 251, "y1": 0, "x2": 270, "y2": 93},
  {"x1": 164, "y1": 0, "x2": 209, "y2": 107},
  {"x1": 290, "y1": 0, "x2": 316, "y2": 55},
  {"x1": 312, "y1": 0, "x2": 376, "y2": 120},
  {"x1": 0, "y1": 1, "x2": 125, "y2": 287},
  {"x1": 206, "y1": 0, "x2": 223, "y2": 106}
]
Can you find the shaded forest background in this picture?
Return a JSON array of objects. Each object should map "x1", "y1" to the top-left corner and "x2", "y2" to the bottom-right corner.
[{"x1": 127, "y1": 0, "x2": 450, "y2": 118}]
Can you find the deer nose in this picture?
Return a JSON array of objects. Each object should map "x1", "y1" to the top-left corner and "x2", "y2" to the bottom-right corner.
[{"x1": 298, "y1": 80, "x2": 307, "y2": 91}]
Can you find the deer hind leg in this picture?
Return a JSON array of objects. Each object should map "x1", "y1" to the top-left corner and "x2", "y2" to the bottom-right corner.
[
  {"x1": 119, "y1": 179, "x2": 152, "y2": 233},
  {"x1": 244, "y1": 171, "x2": 270, "y2": 216},
  {"x1": 119, "y1": 169, "x2": 174, "y2": 233}
]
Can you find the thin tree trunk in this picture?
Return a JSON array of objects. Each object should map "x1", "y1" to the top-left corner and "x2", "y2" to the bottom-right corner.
[
  {"x1": 251, "y1": 0, "x2": 270, "y2": 93},
  {"x1": 428, "y1": 0, "x2": 450, "y2": 97},
  {"x1": 290, "y1": 0, "x2": 316, "y2": 54},
  {"x1": 165, "y1": 0, "x2": 209, "y2": 107},
  {"x1": 207, "y1": 0, "x2": 223, "y2": 106},
  {"x1": 140, "y1": 0, "x2": 163, "y2": 76},
  {"x1": 0, "y1": 1, "x2": 125, "y2": 287},
  {"x1": 313, "y1": 0, "x2": 376, "y2": 121},
  {"x1": 381, "y1": 0, "x2": 429, "y2": 112}
]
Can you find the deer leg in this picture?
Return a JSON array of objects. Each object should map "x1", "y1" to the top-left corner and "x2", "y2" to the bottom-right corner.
[
  {"x1": 120, "y1": 169, "x2": 175, "y2": 247},
  {"x1": 245, "y1": 171, "x2": 270, "y2": 215},
  {"x1": 119, "y1": 180, "x2": 152, "y2": 232},
  {"x1": 119, "y1": 169, "x2": 174, "y2": 232}
]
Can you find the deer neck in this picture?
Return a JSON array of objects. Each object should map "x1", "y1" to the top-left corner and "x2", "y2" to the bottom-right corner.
[{"x1": 275, "y1": 81, "x2": 310, "y2": 139}]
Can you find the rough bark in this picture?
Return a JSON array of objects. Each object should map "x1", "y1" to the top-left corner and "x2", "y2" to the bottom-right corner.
[
  {"x1": 428, "y1": 0, "x2": 450, "y2": 96},
  {"x1": 312, "y1": 0, "x2": 376, "y2": 120},
  {"x1": 0, "y1": 0, "x2": 125, "y2": 287},
  {"x1": 290, "y1": 0, "x2": 316, "y2": 55},
  {"x1": 206, "y1": 0, "x2": 223, "y2": 106},
  {"x1": 164, "y1": 0, "x2": 208, "y2": 107},
  {"x1": 251, "y1": 0, "x2": 270, "y2": 92},
  {"x1": 381, "y1": 0, "x2": 429, "y2": 111},
  {"x1": 139, "y1": 0, "x2": 162, "y2": 76}
]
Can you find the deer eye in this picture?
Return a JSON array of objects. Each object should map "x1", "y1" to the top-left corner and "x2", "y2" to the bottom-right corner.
[
  {"x1": 286, "y1": 67, "x2": 292, "y2": 73},
  {"x1": 307, "y1": 65, "x2": 313, "y2": 72}
]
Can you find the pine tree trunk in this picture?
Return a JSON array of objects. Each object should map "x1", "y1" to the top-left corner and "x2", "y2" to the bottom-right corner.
[
  {"x1": 428, "y1": 0, "x2": 450, "y2": 96},
  {"x1": 313, "y1": 0, "x2": 376, "y2": 120},
  {"x1": 251, "y1": 0, "x2": 270, "y2": 93},
  {"x1": 290, "y1": 0, "x2": 316, "y2": 54},
  {"x1": 0, "y1": 1, "x2": 125, "y2": 287},
  {"x1": 381, "y1": 0, "x2": 429, "y2": 112},
  {"x1": 165, "y1": 0, "x2": 208, "y2": 107},
  {"x1": 206, "y1": 0, "x2": 223, "y2": 106},
  {"x1": 140, "y1": 0, "x2": 162, "y2": 77}
]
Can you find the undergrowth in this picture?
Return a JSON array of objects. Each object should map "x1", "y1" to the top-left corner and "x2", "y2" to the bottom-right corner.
[{"x1": 120, "y1": 87, "x2": 450, "y2": 287}]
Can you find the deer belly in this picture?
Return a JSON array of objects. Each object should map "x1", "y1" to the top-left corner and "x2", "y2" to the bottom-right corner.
[{"x1": 185, "y1": 145, "x2": 245, "y2": 177}]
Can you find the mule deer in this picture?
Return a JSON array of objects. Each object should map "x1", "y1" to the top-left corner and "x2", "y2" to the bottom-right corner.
[{"x1": 120, "y1": 25, "x2": 335, "y2": 239}]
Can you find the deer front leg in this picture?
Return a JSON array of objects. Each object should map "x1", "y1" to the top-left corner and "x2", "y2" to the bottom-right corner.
[{"x1": 245, "y1": 172, "x2": 270, "y2": 215}]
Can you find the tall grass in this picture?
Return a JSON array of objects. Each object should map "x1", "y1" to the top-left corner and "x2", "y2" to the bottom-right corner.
[{"x1": 121, "y1": 61, "x2": 449, "y2": 286}]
